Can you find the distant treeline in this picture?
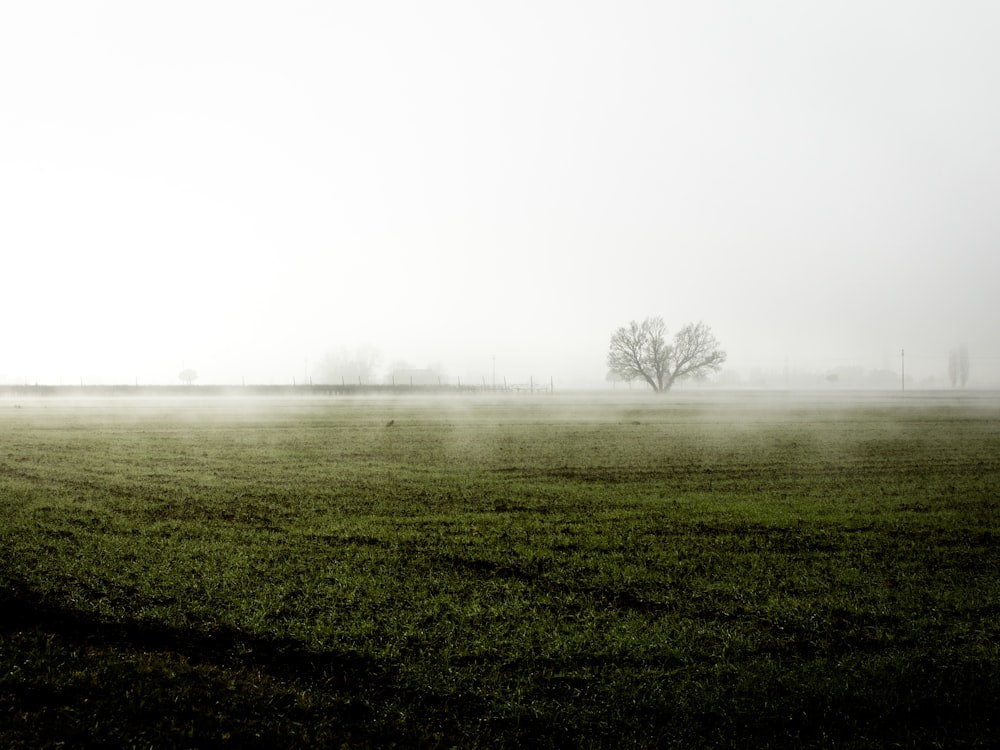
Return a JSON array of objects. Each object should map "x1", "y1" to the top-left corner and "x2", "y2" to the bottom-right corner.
[{"x1": 0, "y1": 384, "x2": 543, "y2": 398}]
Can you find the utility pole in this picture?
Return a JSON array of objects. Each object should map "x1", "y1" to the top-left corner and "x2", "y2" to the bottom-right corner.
[{"x1": 901, "y1": 349, "x2": 905, "y2": 392}]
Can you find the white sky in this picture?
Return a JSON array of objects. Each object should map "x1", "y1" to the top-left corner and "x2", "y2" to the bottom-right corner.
[{"x1": 2, "y1": 1, "x2": 998, "y2": 387}]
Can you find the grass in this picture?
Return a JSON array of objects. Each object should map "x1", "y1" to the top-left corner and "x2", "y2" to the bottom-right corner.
[{"x1": 1, "y1": 391, "x2": 998, "y2": 747}]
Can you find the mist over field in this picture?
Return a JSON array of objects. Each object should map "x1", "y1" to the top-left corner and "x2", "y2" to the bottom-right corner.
[{"x1": 1, "y1": 2, "x2": 998, "y2": 388}]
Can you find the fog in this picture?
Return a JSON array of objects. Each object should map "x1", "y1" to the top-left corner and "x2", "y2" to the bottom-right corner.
[{"x1": 2, "y1": 2, "x2": 998, "y2": 389}]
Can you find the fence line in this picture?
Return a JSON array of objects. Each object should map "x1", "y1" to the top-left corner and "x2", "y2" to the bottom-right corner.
[{"x1": 0, "y1": 383, "x2": 554, "y2": 398}]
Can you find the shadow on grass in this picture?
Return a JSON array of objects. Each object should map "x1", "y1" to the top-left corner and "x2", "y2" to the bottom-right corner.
[
  {"x1": 4, "y1": 569, "x2": 999, "y2": 748},
  {"x1": 0, "y1": 577, "x2": 480, "y2": 748},
  {"x1": 3, "y1": 582, "x2": 366, "y2": 676}
]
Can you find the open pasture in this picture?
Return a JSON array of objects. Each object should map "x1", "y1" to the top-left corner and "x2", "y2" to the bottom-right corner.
[{"x1": 1, "y1": 391, "x2": 998, "y2": 747}]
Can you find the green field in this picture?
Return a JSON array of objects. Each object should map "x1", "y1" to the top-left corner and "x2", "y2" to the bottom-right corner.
[{"x1": 1, "y1": 392, "x2": 998, "y2": 748}]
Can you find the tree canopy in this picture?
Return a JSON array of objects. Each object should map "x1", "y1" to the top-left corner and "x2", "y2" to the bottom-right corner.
[
  {"x1": 949, "y1": 345, "x2": 970, "y2": 388},
  {"x1": 607, "y1": 318, "x2": 726, "y2": 392}
]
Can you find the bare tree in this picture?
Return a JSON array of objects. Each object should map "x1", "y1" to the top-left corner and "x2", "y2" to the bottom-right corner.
[
  {"x1": 607, "y1": 318, "x2": 726, "y2": 392},
  {"x1": 178, "y1": 368, "x2": 198, "y2": 386},
  {"x1": 606, "y1": 317, "x2": 669, "y2": 391},
  {"x1": 316, "y1": 345, "x2": 381, "y2": 385},
  {"x1": 949, "y1": 345, "x2": 971, "y2": 388}
]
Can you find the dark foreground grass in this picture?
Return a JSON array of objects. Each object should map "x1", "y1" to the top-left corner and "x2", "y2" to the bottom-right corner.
[{"x1": 1, "y1": 391, "x2": 998, "y2": 748}]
